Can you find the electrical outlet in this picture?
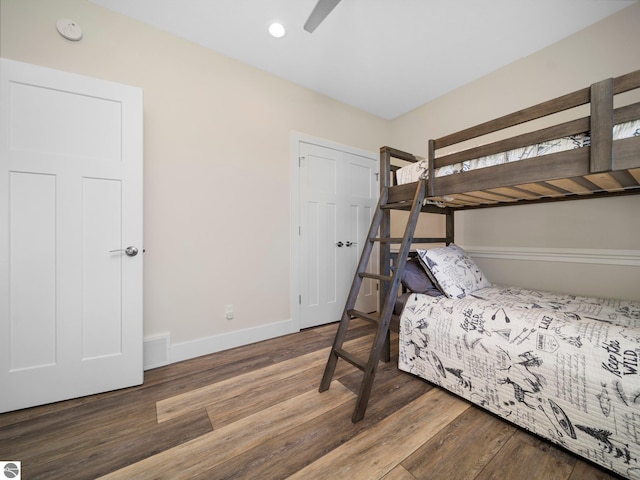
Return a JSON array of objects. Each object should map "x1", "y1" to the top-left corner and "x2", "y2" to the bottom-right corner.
[{"x1": 225, "y1": 304, "x2": 234, "y2": 320}]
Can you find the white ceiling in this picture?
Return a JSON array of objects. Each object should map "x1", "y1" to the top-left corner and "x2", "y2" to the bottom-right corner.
[{"x1": 90, "y1": 0, "x2": 635, "y2": 120}]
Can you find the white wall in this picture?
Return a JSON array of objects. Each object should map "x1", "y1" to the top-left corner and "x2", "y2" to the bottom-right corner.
[
  {"x1": 0, "y1": 0, "x2": 390, "y2": 365},
  {"x1": 390, "y1": 3, "x2": 640, "y2": 301}
]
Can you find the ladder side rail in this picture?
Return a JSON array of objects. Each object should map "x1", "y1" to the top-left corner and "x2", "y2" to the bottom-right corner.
[
  {"x1": 351, "y1": 180, "x2": 426, "y2": 422},
  {"x1": 318, "y1": 187, "x2": 389, "y2": 392}
]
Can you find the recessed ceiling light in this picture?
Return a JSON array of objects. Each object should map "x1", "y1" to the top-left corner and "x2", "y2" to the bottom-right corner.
[{"x1": 268, "y1": 22, "x2": 286, "y2": 38}]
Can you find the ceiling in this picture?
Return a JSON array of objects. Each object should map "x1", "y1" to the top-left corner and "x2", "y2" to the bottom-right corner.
[{"x1": 90, "y1": 0, "x2": 636, "y2": 120}]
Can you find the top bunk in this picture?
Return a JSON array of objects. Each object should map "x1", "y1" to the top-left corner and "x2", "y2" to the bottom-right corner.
[{"x1": 381, "y1": 69, "x2": 640, "y2": 210}]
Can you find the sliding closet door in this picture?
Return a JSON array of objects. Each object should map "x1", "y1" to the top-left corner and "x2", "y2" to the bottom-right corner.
[{"x1": 0, "y1": 59, "x2": 143, "y2": 412}]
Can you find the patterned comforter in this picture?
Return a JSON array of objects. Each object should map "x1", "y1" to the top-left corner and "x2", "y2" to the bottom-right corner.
[{"x1": 399, "y1": 285, "x2": 640, "y2": 478}]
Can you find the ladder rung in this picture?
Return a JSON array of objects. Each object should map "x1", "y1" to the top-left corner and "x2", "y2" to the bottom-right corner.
[
  {"x1": 370, "y1": 237, "x2": 403, "y2": 243},
  {"x1": 381, "y1": 201, "x2": 412, "y2": 210},
  {"x1": 359, "y1": 272, "x2": 392, "y2": 282},
  {"x1": 334, "y1": 348, "x2": 366, "y2": 371},
  {"x1": 371, "y1": 237, "x2": 448, "y2": 244},
  {"x1": 413, "y1": 237, "x2": 448, "y2": 243},
  {"x1": 347, "y1": 309, "x2": 380, "y2": 325}
]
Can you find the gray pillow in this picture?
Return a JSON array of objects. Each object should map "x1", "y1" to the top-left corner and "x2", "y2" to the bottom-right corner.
[{"x1": 399, "y1": 257, "x2": 440, "y2": 295}]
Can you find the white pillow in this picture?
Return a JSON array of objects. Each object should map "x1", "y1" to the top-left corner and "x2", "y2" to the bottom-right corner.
[
  {"x1": 416, "y1": 244, "x2": 490, "y2": 299},
  {"x1": 395, "y1": 160, "x2": 428, "y2": 185}
]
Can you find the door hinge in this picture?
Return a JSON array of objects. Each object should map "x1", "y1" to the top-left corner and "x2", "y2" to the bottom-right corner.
[
  {"x1": 299, "y1": 156, "x2": 305, "y2": 167},
  {"x1": 299, "y1": 295, "x2": 302, "y2": 305},
  {"x1": 299, "y1": 226, "x2": 301, "y2": 236},
  {"x1": 374, "y1": 172, "x2": 379, "y2": 182}
]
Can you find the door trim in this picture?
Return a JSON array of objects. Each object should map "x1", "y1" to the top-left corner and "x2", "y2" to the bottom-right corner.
[{"x1": 290, "y1": 132, "x2": 378, "y2": 331}]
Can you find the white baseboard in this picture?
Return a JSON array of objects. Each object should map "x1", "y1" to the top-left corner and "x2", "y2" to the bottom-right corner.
[
  {"x1": 149, "y1": 318, "x2": 298, "y2": 369},
  {"x1": 462, "y1": 245, "x2": 640, "y2": 267}
]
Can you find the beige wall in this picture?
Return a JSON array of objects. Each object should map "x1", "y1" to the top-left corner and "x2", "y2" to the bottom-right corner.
[
  {"x1": 2, "y1": 0, "x2": 639, "y2": 363},
  {"x1": 390, "y1": 3, "x2": 640, "y2": 301},
  {"x1": 0, "y1": 0, "x2": 390, "y2": 352}
]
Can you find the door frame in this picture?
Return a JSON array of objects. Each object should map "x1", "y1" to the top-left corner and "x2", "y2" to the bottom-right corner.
[{"x1": 290, "y1": 132, "x2": 378, "y2": 331}]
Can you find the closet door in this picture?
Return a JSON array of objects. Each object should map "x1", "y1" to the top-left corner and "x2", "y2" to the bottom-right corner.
[
  {"x1": 298, "y1": 142, "x2": 377, "y2": 329},
  {"x1": 0, "y1": 59, "x2": 143, "y2": 412},
  {"x1": 344, "y1": 151, "x2": 377, "y2": 314}
]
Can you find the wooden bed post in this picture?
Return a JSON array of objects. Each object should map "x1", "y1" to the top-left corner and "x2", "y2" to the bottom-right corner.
[
  {"x1": 590, "y1": 77, "x2": 614, "y2": 173},
  {"x1": 428, "y1": 139, "x2": 436, "y2": 197},
  {"x1": 379, "y1": 147, "x2": 392, "y2": 314},
  {"x1": 445, "y1": 207, "x2": 454, "y2": 245}
]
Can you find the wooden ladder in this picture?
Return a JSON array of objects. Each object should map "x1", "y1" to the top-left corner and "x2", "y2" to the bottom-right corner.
[{"x1": 319, "y1": 179, "x2": 426, "y2": 422}]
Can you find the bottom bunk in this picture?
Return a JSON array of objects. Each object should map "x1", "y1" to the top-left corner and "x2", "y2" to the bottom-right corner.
[{"x1": 397, "y1": 244, "x2": 640, "y2": 479}]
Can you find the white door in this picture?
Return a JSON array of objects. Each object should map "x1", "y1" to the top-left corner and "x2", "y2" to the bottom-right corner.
[
  {"x1": 344, "y1": 151, "x2": 378, "y2": 315},
  {"x1": 298, "y1": 141, "x2": 378, "y2": 329},
  {"x1": 0, "y1": 58, "x2": 143, "y2": 413}
]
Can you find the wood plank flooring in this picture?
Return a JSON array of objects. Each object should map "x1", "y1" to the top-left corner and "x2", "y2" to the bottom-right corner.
[{"x1": 0, "y1": 320, "x2": 626, "y2": 479}]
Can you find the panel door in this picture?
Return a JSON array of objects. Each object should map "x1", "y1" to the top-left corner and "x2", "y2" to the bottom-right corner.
[
  {"x1": 298, "y1": 141, "x2": 378, "y2": 329},
  {"x1": 0, "y1": 58, "x2": 144, "y2": 412},
  {"x1": 344, "y1": 152, "x2": 378, "y2": 314}
]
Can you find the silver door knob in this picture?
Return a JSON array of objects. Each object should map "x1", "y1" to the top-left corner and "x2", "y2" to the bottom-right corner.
[
  {"x1": 110, "y1": 246, "x2": 139, "y2": 257},
  {"x1": 336, "y1": 241, "x2": 344, "y2": 247}
]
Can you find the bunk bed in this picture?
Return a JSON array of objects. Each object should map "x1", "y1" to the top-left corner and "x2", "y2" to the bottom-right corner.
[{"x1": 380, "y1": 70, "x2": 640, "y2": 479}]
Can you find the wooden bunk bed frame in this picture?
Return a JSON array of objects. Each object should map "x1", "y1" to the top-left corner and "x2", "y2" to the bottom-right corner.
[
  {"x1": 383, "y1": 68, "x2": 640, "y2": 211},
  {"x1": 320, "y1": 69, "x2": 640, "y2": 423}
]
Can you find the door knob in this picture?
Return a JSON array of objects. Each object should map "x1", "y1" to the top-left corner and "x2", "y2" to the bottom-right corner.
[
  {"x1": 345, "y1": 241, "x2": 357, "y2": 247},
  {"x1": 336, "y1": 241, "x2": 344, "y2": 247},
  {"x1": 110, "y1": 246, "x2": 139, "y2": 257}
]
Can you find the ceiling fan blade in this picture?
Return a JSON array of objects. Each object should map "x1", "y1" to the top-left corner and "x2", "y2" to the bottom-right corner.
[{"x1": 304, "y1": 0, "x2": 342, "y2": 33}]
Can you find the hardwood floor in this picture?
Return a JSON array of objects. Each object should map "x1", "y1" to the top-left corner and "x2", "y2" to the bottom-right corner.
[{"x1": 0, "y1": 320, "x2": 625, "y2": 479}]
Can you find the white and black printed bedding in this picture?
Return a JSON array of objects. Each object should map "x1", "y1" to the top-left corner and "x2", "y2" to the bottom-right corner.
[
  {"x1": 399, "y1": 285, "x2": 640, "y2": 478},
  {"x1": 396, "y1": 119, "x2": 640, "y2": 185}
]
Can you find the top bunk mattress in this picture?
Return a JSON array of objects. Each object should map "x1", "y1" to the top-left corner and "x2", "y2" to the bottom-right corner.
[{"x1": 396, "y1": 119, "x2": 640, "y2": 186}]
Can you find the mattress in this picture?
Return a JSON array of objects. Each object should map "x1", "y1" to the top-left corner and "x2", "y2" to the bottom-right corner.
[
  {"x1": 399, "y1": 285, "x2": 640, "y2": 478},
  {"x1": 396, "y1": 119, "x2": 640, "y2": 185}
]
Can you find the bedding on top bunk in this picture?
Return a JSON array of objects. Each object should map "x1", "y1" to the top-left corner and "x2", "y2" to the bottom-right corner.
[
  {"x1": 395, "y1": 119, "x2": 640, "y2": 185},
  {"x1": 397, "y1": 244, "x2": 640, "y2": 478}
]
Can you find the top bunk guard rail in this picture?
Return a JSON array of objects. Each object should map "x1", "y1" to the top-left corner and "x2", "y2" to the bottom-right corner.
[
  {"x1": 382, "y1": 69, "x2": 640, "y2": 209},
  {"x1": 432, "y1": 70, "x2": 640, "y2": 151}
]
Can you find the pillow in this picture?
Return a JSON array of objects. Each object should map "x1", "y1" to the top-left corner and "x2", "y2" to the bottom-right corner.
[
  {"x1": 398, "y1": 257, "x2": 440, "y2": 295},
  {"x1": 395, "y1": 160, "x2": 428, "y2": 185},
  {"x1": 416, "y1": 244, "x2": 490, "y2": 299}
]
